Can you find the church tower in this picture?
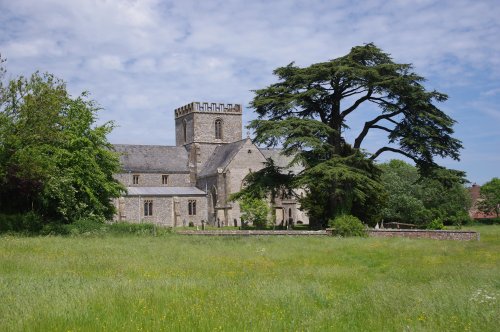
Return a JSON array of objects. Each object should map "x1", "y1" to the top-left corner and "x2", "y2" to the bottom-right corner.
[{"x1": 175, "y1": 102, "x2": 243, "y2": 170}]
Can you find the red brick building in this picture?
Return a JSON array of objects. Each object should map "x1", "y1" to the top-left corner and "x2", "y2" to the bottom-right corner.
[{"x1": 468, "y1": 184, "x2": 497, "y2": 219}]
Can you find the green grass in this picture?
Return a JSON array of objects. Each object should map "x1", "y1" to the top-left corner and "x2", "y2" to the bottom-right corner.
[{"x1": 0, "y1": 225, "x2": 498, "y2": 331}]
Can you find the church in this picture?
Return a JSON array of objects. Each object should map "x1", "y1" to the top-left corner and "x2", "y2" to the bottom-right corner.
[{"x1": 112, "y1": 102, "x2": 309, "y2": 227}]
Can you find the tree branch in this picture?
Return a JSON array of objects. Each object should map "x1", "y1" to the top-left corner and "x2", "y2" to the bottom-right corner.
[
  {"x1": 341, "y1": 86, "x2": 367, "y2": 97},
  {"x1": 353, "y1": 109, "x2": 404, "y2": 148},
  {"x1": 371, "y1": 125, "x2": 392, "y2": 133},
  {"x1": 340, "y1": 88, "x2": 372, "y2": 119},
  {"x1": 369, "y1": 146, "x2": 416, "y2": 162}
]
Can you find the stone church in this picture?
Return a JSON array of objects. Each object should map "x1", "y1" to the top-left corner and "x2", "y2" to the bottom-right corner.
[{"x1": 112, "y1": 102, "x2": 308, "y2": 227}]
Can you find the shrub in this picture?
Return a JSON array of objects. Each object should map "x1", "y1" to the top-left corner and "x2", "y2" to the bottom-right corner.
[
  {"x1": 329, "y1": 215, "x2": 367, "y2": 237},
  {"x1": 106, "y1": 222, "x2": 172, "y2": 236},
  {"x1": 239, "y1": 196, "x2": 270, "y2": 229},
  {"x1": 66, "y1": 217, "x2": 106, "y2": 235},
  {"x1": 427, "y1": 218, "x2": 444, "y2": 230},
  {"x1": 0, "y1": 212, "x2": 44, "y2": 234}
]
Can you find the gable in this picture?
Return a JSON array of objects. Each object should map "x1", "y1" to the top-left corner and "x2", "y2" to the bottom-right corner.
[
  {"x1": 260, "y1": 148, "x2": 304, "y2": 174},
  {"x1": 226, "y1": 140, "x2": 267, "y2": 171},
  {"x1": 198, "y1": 139, "x2": 249, "y2": 178}
]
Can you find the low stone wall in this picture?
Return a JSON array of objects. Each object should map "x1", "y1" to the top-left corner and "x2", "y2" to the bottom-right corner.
[
  {"x1": 177, "y1": 230, "x2": 329, "y2": 236},
  {"x1": 367, "y1": 229, "x2": 479, "y2": 241},
  {"x1": 177, "y1": 229, "x2": 479, "y2": 241}
]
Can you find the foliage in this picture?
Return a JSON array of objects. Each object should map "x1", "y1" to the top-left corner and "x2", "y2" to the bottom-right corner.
[
  {"x1": 379, "y1": 160, "x2": 428, "y2": 224},
  {"x1": 0, "y1": 59, "x2": 124, "y2": 226},
  {"x1": 478, "y1": 178, "x2": 500, "y2": 218},
  {"x1": 298, "y1": 150, "x2": 386, "y2": 227},
  {"x1": 0, "y1": 212, "x2": 44, "y2": 234},
  {"x1": 426, "y1": 218, "x2": 444, "y2": 230},
  {"x1": 328, "y1": 214, "x2": 367, "y2": 237},
  {"x1": 238, "y1": 196, "x2": 270, "y2": 229},
  {"x1": 237, "y1": 44, "x2": 461, "y2": 227},
  {"x1": 379, "y1": 160, "x2": 471, "y2": 227}
]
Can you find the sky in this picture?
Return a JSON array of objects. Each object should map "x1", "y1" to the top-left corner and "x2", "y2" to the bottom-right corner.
[{"x1": 0, "y1": 0, "x2": 499, "y2": 184}]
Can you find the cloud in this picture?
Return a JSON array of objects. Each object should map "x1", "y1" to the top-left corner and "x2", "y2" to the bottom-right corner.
[{"x1": 0, "y1": 0, "x2": 499, "y2": 182}]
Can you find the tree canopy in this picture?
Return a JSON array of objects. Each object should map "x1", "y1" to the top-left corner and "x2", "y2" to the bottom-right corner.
[
  {"x1": 379, "y1": 160, "x2": 471, "y2": 227},
  {"x1": 0, "y1": 57, "x2": 124, "y2": 225},
  {"x1": 240, "y1": 44, "x2": 463, "y2": 227},
  {"x1": 478, "y1": 178, "x2": 500, "y2": 218}
]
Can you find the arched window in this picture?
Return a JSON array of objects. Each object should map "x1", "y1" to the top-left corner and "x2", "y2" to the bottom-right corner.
[
  {"x1": 183, "y1": 120, "x2": 187, "y2": 143},
  {"x1": 215, "y1": 119, "x2": 223, "y2": 139}
]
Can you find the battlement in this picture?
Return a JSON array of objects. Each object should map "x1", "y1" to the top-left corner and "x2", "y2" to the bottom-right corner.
[{"x1": 175, "y1": 102, "x2": 242, "y2": 118}]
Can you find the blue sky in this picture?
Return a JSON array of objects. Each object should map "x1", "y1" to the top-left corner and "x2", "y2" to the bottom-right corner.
[{"x1": 0, "y1": 0, "x2": 499, "y2": 184}]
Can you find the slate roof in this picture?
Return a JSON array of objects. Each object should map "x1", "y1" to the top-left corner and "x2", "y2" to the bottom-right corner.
[
  {"x1": 198, "y1": 139, "x2": 249, "y2": 178},
  {"x1": 126, "y1": 187, "x2": 206, "y2": 196},
  {"x1": 113, "y1": 144, "x2": 189, "y2": 173},
  {"x1": 260, "y1": 148, "x2": 304, "y2": 175}
]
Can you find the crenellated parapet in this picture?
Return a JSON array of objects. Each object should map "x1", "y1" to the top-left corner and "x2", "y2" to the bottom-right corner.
[{"x1": 175, "y1": 102, "x2": 242, "y2": 118}]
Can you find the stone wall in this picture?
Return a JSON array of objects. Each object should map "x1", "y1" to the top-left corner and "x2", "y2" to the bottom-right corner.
[
  {"x1": 186, "y1": 142, "x2": 219, "y2": 171},
  {"x1": 192, "y1": 112, "x2": 242, "y2": 144},
  {"x1": 367, "y1": 229, "x2": 479, "y2": 241},
  {"x1": 114, "y1": 172, "x2": 191, "y2": 187},
  {"x1": 115, "y1": 195, "x2": 207, "y2": 227},
  {"x1": 178, "y1": 230, "x2": 328, "y2": 236}
]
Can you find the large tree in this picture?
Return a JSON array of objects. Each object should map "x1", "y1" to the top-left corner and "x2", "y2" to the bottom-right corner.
[
  {"x1": 241, "y1": 44, "x2": 462, "y2": 227},
  {"x1": 0, "y1": 58, "x2": 124, "y2": 224}
]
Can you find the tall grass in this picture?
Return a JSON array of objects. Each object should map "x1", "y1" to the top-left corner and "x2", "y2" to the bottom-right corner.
[{"x1": 0, "y1": 225, "x2": 498, "y2": 331}]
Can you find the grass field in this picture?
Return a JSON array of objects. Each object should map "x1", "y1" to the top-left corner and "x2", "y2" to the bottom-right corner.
[{"x1": 0, "y1": 225, "x2": 498, "y2": 331}]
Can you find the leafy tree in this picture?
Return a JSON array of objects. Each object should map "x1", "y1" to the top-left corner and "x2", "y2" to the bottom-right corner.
[
  {"x1": 478, "y1": 178, "x2": 500, "y2": 218},
  {"x1": 379, "y1": 160, "x2": 471, "y2": 226},
  {"x1": 379, "y1": 160, "x2": 428, "y2": 224},
  {"x1": 239, "y1": 196, "x2": 270, "y2": 229},
  {"x1": 0, "y1": 60, "x2": 124, "y2": 225},
  {"x1": 239, "y1": 44, "x2": 461, "y2": 227},
  {"x1": 420, "y1": 168, "x2": 472, "y2": 226}
]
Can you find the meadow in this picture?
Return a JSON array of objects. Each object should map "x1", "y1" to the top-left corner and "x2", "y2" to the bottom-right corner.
[{"x1": 0, "y1": 225, "x2": 498, "y2": 331}]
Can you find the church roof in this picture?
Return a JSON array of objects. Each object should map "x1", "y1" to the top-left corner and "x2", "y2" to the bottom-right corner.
[
  {"x1": 260, "y1": 148, "x2": 304, "y2": 175},
  {"x1": 126, "y1": 187, "x2": 206, "y2": 196},
  {"x1": 113, "y1": 144, "x2": 189, "y2": 173},
  {"x1": 198, "y1": 139, "x2": 249, "y2": 178}
]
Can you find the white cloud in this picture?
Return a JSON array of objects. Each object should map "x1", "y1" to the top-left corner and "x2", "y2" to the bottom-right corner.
[{"x1": 0, "y1": 0, "x2": 499, "y2": 182}]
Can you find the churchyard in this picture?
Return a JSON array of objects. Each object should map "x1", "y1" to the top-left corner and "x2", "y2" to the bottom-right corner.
[{"x1": 0, "y1": 224, "x2": 498, "y2": 331}]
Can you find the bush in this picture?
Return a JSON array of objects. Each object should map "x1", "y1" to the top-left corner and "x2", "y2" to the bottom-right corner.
[
  {"x1": 65, "y1": 217, "x2": 106, "y2": 235},
  {"x1": 239, "y1": 197, "x2": 270, "y2": 229},
  {"x1": 329, "y1": 215, "x2": 367, "y2": 237},
  {"x1": 427, "y1": 218, "x2": 444, "y2": 230},
  {"x1": 106, "y1": 222, "x2": 172, "y2": 236},
  {"x1": 0, "y1": 212, "x2": 44, "y2": 234}
]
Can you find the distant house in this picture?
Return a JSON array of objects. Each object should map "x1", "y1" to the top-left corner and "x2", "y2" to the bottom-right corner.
[{"x1": 468, "y1": 183, "x2": 497, "y2": 219}]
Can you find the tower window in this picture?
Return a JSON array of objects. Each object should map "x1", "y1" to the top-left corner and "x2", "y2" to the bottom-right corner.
[
  {"x1": 215, "y1": 119, "x2": 223, "y2": 139},
  {"x1": 162, "y1": 174, "x2": 169, "y2": 185},
  {"x1": 144, "y1": 200, "x2": 153, "y2": 216},
  {"x1": 188, "y1": 200, "x2": 197, "y2": 215},
  {"x1": 133, "y1": 174, "x2": 139, "y2": 184}
]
